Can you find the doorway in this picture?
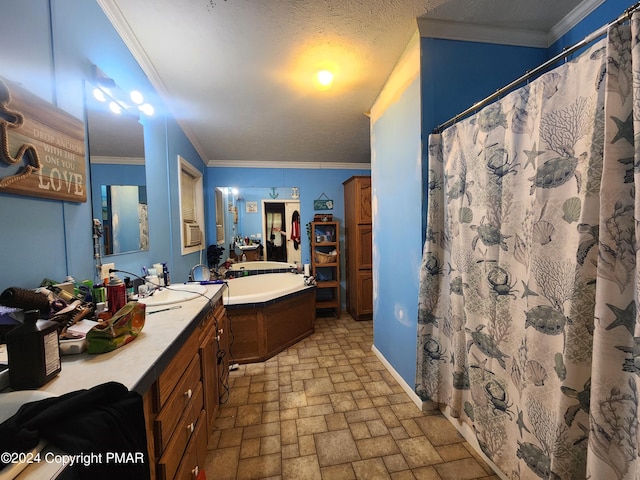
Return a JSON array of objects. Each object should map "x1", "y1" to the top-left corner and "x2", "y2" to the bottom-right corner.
[{"x1": 262, "y1": 200, "x2": 301, "y2": 264}]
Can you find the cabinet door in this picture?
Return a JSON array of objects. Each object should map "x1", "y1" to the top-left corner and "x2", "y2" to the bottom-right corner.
[
  {"x1": 356, "y1": 180, "x2": 371, "y2": 224},
  {"x1": 200, "y1": 329, "x2": 220, "y2": 432},
  {"x1": 357, "y1": 225, "x2": 372, "y2": 270},
  {"x1": 357, "y1": 272, "x2": 373, "y2": 316}
]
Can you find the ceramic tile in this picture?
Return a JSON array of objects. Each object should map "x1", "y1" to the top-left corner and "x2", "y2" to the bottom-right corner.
[
  {"x1": 383, "y1": 453, "x2": 410, "y2": 473},
  {"x1": 325, "y1": 412, "x2": 349, "y2": 431},
  {"x1": 433, "y1": 458, "x2": 489, "y2": 480},
  {"x1": 351, "y1": 458, "x2": 391, "y2": 479},
  {"x1": 315, "y1": 429, "x2": 361, "y2": 467},
  {"x1": 396, "y1": 437, "x2": 442, "y2": 468},
  {"x1": 296, "y1": 416, "x2": 328, "y2": 435},
  {"x1": 320, "y1": 463, "x2": 357, "y2": 480},
  {"x1": 298, "y1": 433, "x2": 317, "y2": 456},
  {"x1": 236, "y1": 453, "x2": 281, "y2": 480},
  {"x1": 415, "y1": 415, "x2": 465, "y2": 446},
  {"x1": 235, "y1": 404, "x2": 263, "y2": 426},
  {"x1": 239, "y1": 437, "x2": 261, "y2": 459},
  {"x1": 282, "y1": 455, "x2": 322, "y2": 480},
  {"x1": 304, "y1": 377, "x2": 337, "y2": 396},
  {"x1": 204, "y1": 446, "x2": 240, "y2": 480},
  {"x1": 355, "y1": 435, "x2": 400, "y2": 459},
  {"x1": 390, "y1": 470, "x2": 418, "y2": 480},
  {"x1": 218, "y1": 427, "x2": 244, "y2": 448}
]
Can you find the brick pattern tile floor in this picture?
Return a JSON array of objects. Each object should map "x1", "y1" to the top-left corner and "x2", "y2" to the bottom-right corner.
[{"x1": 204, "y1": 313, "x2": 500, "y2": 480}]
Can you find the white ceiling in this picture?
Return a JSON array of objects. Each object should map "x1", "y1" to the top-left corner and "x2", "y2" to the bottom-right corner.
[{"x1": 98, "y1": 0, "x2": 600, "y2": 166}]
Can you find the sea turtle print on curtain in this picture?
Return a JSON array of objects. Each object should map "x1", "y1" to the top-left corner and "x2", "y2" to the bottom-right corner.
[{"x1": 417, "y1": 15, "x2": 640, "y2": 480}]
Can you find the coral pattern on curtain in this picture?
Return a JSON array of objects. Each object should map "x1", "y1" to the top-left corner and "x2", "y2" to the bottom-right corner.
[{"x1": 417, "y1": 16, "x2": 639, "y2": 480}]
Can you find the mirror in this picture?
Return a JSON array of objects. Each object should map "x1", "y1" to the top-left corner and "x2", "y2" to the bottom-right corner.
[
  {"x1": 216, "y1": 186, "x2": 301, "y2": 265},
  {"x1": 86, "y1": 81, "x2": 148, "y2": 255}
]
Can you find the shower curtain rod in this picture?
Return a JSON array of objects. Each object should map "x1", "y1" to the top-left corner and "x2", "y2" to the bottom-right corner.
[{"x1": 433, "y1": 1, "x2": 640, "y2": 134}]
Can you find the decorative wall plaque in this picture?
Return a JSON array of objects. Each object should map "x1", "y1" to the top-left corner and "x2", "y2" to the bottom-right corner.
[{"x1": 0, "y1": 76, "x2": 86, "y2": 202}]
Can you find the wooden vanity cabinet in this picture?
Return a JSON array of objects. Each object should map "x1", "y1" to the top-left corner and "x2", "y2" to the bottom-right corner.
[
  {"x1": 143, "y1": 295, "x2": 228, "y2": 480},
  {"x1": 343, "y1": 176, "x2": 373, "y2": 320}
]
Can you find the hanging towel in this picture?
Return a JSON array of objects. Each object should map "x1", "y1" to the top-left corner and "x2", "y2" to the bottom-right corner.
[{"x1": 291, "y1": 210, "x2": 300, "y2": 250}]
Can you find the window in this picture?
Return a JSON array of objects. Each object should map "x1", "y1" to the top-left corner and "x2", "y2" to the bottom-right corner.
[
  {"x1": 178, "y1": 155, "x2": 205, "y2": 254},
  {"x1": 215, "y1": 187, "x2": 225, "y2": 245}
]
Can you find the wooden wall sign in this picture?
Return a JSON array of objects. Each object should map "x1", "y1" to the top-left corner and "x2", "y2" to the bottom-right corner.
[{"x1": 0, "y1": 76, "x2": 86, "y2": 202}]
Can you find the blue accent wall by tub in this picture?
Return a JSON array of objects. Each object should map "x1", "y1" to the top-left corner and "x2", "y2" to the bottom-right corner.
[
  {"x1": 207, "y1": 166, "x2": 370, "y2": 308},
  {"x1": 371, "y1": 76, "x2": 422, "y2": 384}
]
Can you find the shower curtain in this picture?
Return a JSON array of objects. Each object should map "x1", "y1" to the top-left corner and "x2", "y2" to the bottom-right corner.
[{"x1": 417, "y1": 16, "x2": 639, "y2": 480}]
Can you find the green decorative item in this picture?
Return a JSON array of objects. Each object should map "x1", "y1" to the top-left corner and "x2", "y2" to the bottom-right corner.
[{"x1": 314, "y1": 192, "x2": 333, "y2": 210}]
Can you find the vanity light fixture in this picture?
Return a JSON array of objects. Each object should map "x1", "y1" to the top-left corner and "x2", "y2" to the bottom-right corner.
[{"x1": 91, "y1": 65, "x2": 155, "y2": 117}]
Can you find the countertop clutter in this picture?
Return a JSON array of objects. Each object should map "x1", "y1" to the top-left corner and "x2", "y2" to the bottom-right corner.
[{"x1": 0, "y1": 282, "x2": 227, "y2": 480}]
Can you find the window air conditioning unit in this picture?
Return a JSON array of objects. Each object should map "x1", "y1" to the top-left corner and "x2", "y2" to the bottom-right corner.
[{"x1": 184, "y1": 221, "x2": 202, "y2": 247}]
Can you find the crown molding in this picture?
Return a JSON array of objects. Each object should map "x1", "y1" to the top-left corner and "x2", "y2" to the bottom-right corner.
[
  {"x1": 418, "y1": 0, "x2": 608, "y2": 49},
  {"x1": 90, "y1": 156, "x2": 145, "y2": 165},
  {"x1": 417, "y1": 18, "x2": 548, "y2": 48},
  {"x1": 96, "y1": 0, "x2": 210, "y2": 165},
  {"x1": 207, "y1": 159, "x2": 371, "y2": 170},
  {"x1": 547, "y1": 0, "x2": 607, "y2": 45}
]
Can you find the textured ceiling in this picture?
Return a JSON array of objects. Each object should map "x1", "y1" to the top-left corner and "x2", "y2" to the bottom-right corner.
[{"x1": 100, "y1": 0, "x2": 592, "y2": 165}]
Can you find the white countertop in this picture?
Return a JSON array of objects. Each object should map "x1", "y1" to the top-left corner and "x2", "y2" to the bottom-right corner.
[
  {"x1": 1, "y1": 283, "x2": 225, "y2": 480},
  {"x1": 13, "y1": 283, "x2": 225, "y2": 397}
]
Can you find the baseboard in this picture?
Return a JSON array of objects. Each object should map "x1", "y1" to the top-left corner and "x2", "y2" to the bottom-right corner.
[
  {"x1": 370, "y1": 345, "x2": 432, "y2": 411},
  {"x1": 371, "y1": 345, "x2": 507, "y2": 480}
]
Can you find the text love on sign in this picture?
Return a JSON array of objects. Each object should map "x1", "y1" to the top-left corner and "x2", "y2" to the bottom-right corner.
[{"x1": 0, "y1": 76, "x2": 86, "y2": 202}]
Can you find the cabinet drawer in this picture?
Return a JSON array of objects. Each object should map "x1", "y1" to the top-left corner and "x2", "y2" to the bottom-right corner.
[
  {"x1": 157, "y1": 382, "x2": 204, "y2": 480},
  {"x1": 155, "y1": 354, "x2": 202, "y2": 452},
  {"x1": 174, "y1": 409, "x2": 207, "y2": 480},
  {"x1": 155, "y1": 330, "x2": 199, "y2": 409}
]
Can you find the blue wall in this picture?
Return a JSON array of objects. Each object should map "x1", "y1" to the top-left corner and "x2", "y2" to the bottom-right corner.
[
  {"x1": 371, "y1": 75, "x2": 423, "y2": 383},
  {"x1": 0, "y1": 0, "x2": 206, "y2": 289}
]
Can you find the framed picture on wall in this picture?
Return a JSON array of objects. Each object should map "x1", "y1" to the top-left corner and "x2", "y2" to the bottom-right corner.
[{"x1": 246, "y1": 201, "x2": 258, "y2": 213}]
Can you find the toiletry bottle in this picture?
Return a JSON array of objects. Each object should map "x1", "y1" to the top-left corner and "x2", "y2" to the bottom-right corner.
[
  {"x1": 242, "y1": 252, "x2": 247, "y2": 262},
  {"x1": 163, "y1": 262, "x2": 170, "y2": 286},
  {"x1": 6, "y1": 310, "x2": 61, "y2": 389},
  {"x1": 124, "y1": 276, "x2": 134, "y2": 299}
]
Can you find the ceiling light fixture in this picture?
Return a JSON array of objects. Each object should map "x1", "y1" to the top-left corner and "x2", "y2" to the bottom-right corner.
[{"x1": 315, "y1": 69, "x2": 334, "y2": 90}]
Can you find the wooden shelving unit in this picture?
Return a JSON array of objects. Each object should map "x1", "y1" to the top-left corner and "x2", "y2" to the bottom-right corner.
[{"x1": 310, "y1": 221, "x2": 340, "y2": 318}]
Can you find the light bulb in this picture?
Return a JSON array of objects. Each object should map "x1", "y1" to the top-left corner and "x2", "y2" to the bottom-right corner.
[
  {"x1": 316, "y1": 70, "x2": 334, "y2": 89},
  {"x1": 130, "y1": 90, "x2": 144, "y2": 105},
  {"x1": 93, "y1": 88, "x2": 106, "y2": 102},
  {"x1": 139, "y1": 103, "x2": 155, "y2": 116},
  {"x1": 109, "y1": 101, "x2": 122, "y2": 114}
]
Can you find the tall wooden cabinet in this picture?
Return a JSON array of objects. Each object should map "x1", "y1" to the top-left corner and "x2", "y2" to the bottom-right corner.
[
  {"x1": 343, "y1": 176, "x2": 373, "y2": 320},
  {"x1": 311, "y1": 220, "x2": 340, "y2": 318}
]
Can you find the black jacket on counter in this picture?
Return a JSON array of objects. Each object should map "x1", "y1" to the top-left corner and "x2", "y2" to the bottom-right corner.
[{"x1": 0, "y1": 381, "x2": 150, "y2": 479}]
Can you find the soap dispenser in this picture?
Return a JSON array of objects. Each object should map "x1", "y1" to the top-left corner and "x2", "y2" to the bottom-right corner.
[{"x1": 6, "y1": 310, "x2": 61, "y2": 389}]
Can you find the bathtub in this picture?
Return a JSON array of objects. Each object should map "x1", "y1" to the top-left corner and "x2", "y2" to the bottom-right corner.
[
  {"x1": 223, "y1": 272, "x2": 316, "y2": 363},
  {"x1": 223, "y1": 272, "x2": 309, "y2": 305},
  {"x1": 229, "y1": 260, "x2": 298, "y2": 271},
  {"x1": 227, "y1": 260, "x2": 298, "y2": 277}
]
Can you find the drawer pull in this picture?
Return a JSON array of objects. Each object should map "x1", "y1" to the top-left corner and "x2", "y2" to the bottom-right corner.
[
  {"x1": 187, "y1": 422, "x2": 195, "y2": 433},
  {"x1": 184, "y1": 388, "x2": 192, "y2": 399}
]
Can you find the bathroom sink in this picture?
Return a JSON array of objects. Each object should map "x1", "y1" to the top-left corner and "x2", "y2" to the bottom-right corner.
[
  {"x1": 137, "y1": 283, "x2": 208, "y2": 307},
  {"x1": 0, "y1": 390, "x2": 56, "y2": 480},
  {"x1": 236, "y1": 244, "x2": 260, "y2": 251}
]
